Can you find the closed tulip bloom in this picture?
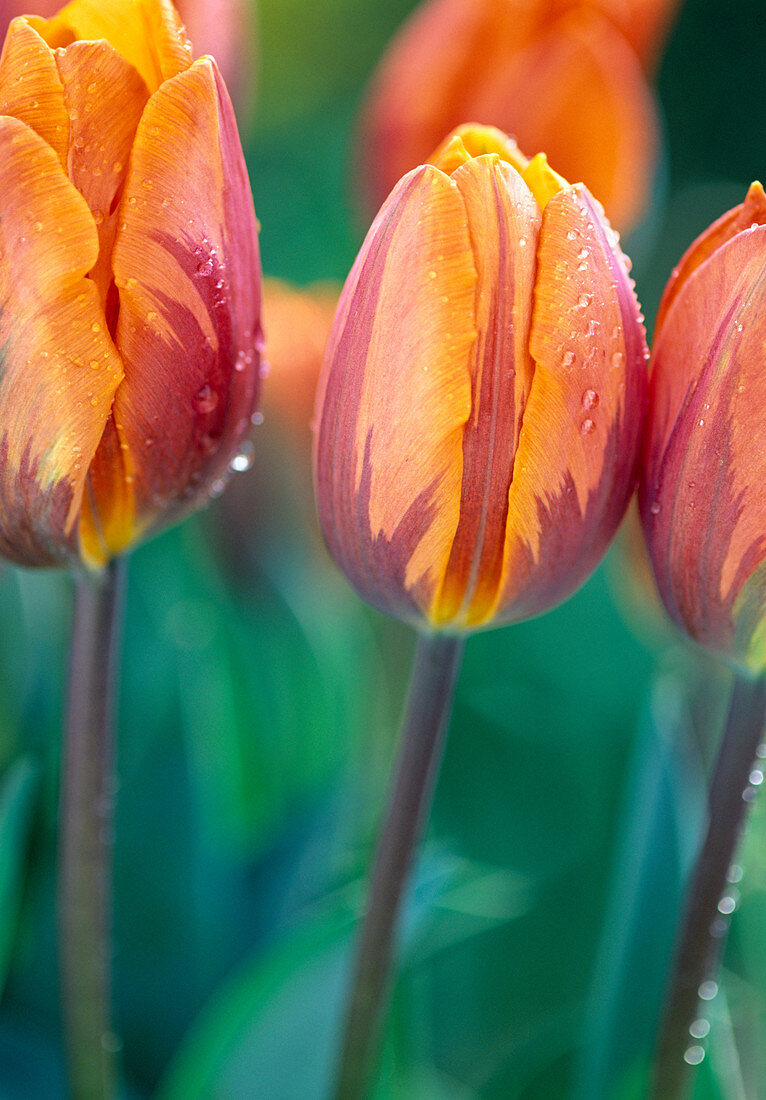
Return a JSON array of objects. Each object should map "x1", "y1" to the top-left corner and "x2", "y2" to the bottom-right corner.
[
  {"x1": 314, "y1": 124, "x2": 647, "y2": 632},
  {"x1": 360, "y1": 0, "x2": 677, "y2": 234},
  {"x1": 640, "y1": 182, "x2": 766, "y2": 671},
  {"x1": 0, "y1": 0, "x2": 262, "y2": 568}
]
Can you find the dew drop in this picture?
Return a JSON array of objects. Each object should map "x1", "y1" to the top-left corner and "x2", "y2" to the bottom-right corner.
[
  {"x1": 750, "y1": 768, "x2": 763, "y2": 786},
  {"x1": 743, "y1": 785, "x2": 757, "y2": 802},
  {"x1": 251, "y1": 410, "x2": 264, "y2": 426},
  {"x1": 578, "y1": 248, "x2": 589, "y2": 259},
  {"x1": 578, "y1": 293, "x2": 591, "y2": 308},
  {"x1": 197, "y1": 258, "x2": 214, "y2": 277},
  {"x1": 566, "y1": 230, "x2": 577, "y2": 241},
  {"x1": 718, "y1": 895, "x2": 736, "y2": 915},
  {"x1": 193, "y1": 383, "x2": 218, "y2": 414},
  {"x1": 611, "y1": 351, "x2": 625, "y2": 368},
  {"x1": 229, "y1": 440, "x2": 255, "y2": 473},
  {"x1": 689, "y1": 1019, "x2": 710, "y2": 1039},
  {"x1": 581, "y1": 418, "x2": 595, "y2": 436},
  {"x1": 89, "y1": 360, "x2": 100, "y2": 370},
  {"x1": 698, "y1": 981, "x2": 718, "y2": 1001},
  {"x1": 562, "y1": 351, "x2": 576, "y2": 367},
  {"x1": 209, "y1": 477, "x2": 227, "y2": 499},
  {"x1": 650, "y1": 501, "x2": 661, "y2": 515},
  {"x1": 518, "y1": 236, "x2": 527, "y2": 247},
  {"x1": 727, "y1": 863, "x2": 743, "y2": 883},
  {"x1": 684, "y1": 1046, "x2": 705, "y2": 1066},
  {"x1": 581, "y1": 389, "x2": 599, "y2": 410}
]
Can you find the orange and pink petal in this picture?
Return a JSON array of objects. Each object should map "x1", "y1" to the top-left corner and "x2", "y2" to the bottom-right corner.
[
  {"x1": 641, "y1": 224, "x2": 766, "y2": 669},
  {"x1": 0, "y1": 116, "x2": 123, "y2": 566}
]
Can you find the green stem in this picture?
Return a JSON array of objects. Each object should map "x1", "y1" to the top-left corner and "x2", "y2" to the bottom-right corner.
[
  {"x1": 651, "y1": 670, "x2": 766, "y2": 1100},
  {"x1": 59, "y1": 558, "x2": 126, "y2": 1100},
  {"x1": 333, "y1": 632, "x2": 464, "y2": 1100}
]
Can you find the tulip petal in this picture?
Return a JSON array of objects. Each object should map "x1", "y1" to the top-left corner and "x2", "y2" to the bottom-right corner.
[
  {"x1": 314, "y1": 165, "x2": 477, "y2": 625},
  {"x1": 433, "y1": 155, "x2": 540, "y2": 627},
  {"x1": 641, "y1": 226, "x2": 766, "y2": 668},
  {"x1": 0, "y1": 116, "x2": 124, "y2": 566},
  {"x1": 87, "y1": 58, "x2": 261, "y2": 560},
  {"x1": 493, "y1": 185, "x2": 647, "y2": 622},
  {"x1": 28, "y1": 0, "x2": 191, "y2": 94},
  {"x1": 0, "y1": 18, "x2": 69, "y2": 166},
  {"x1": 656, "y1": 182, "x2": 766, "y2": 333},
  {"x1": 54, "y1": 40, "x2": 150, "y2": 307}
]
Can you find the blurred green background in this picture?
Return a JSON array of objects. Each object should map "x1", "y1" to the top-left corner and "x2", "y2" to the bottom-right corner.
[{"x1": 1, "y1": 0, "x2": 766, "y2": 1096}]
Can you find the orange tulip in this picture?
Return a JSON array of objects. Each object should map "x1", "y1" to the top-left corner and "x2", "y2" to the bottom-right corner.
[
  {"x1": 640, "y1": 182, "x2": 766, "y2": 671},
  {"x1": 314, "y1": 124, "x2": 648, "y2": 632},
  {"x1": 0, "y1": 0, "x2": 262, "y2": 569},
  {"x1": 360, "y1": 0, "x2": 678, "y2": 234}
]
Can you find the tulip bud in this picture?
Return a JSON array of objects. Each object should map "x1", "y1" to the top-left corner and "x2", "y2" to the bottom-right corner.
[
  {"x1": 314, "y1": 124, "x2": 647, "y2": 632},
  {"x1": 0, "y1": 0, "x2": 262, "y2": 569},
  {"x1": 640, "y1": 182, "x2": 766, "y2": 671}
]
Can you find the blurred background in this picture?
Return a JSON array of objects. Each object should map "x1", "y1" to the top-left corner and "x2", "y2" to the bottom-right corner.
[{"x1": 1, "y1": 0, "x2": 766, "y2": 1096}]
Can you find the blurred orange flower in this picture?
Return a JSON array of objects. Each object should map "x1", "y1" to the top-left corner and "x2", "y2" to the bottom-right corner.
[
  {"x1": 315, "y1": 125, "x2": 648, "y2": 631},
  {"x1": 640, "y1": 182, "x2": 766, "y2": 671},
  {"x1": 262, "y1": 278, "x2": 339, "y2": 440},
  {"x1": 0, "y1": 0, "x2": 262, "y2": 568},
  {"x1": 360, "y1": 0, "x2": 679, "y2": 234}
]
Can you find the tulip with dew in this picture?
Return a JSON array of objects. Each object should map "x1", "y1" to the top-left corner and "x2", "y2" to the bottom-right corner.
[
  {"x1": 0, "y1": 0, "x2": 262, "y2": 1093},
  {"x1": 640, "y1": 182, "x2": 766, "y2": 1099},
  {"x1": 314, "y1": 123, "x2": 648, "y2": 1097}
]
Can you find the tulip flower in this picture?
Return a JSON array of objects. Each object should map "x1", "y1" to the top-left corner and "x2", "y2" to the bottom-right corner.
[
  {"x1": 0, "y1": 0, "x2": 262, "y2": 570},
  {"x1": 315, "y1": 123, "x2": 648, "y2": 633},
  {"x1": 360, "y1": 0, "x2": 679, "y2": 234},
  {"x1": 640, "y1": 182, "x2": 766, "y2": 672}
]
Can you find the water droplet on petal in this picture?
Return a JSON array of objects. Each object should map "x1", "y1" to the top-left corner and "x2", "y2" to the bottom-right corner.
[
  {"x1": 581, "y1": 389, "x2": 599, "y2": 410},
  {"x1": 581, "y1": 418, "x2": 595, "y2": 436},
  {"x1": 684, "y1": 1046, "x2": 705, "y2": 1066},
  {"x1": 251, "y1": 410, "x2": 264, "y2": 426},
  {"x1": 562, "y1": 351, "x2": 575, "y2": 367},
  {"x1": 611, "y1": 351, "x2": 625, "y2": 368},
  {"x1": 193, "y1": 384, "x2": 218, "y2": 414},
  {"x1": 698, "y1": 981, "x2": 718, "y2": 1001}
]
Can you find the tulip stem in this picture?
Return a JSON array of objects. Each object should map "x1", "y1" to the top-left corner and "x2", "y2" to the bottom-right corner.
[
  {"x1": 651, "y1": 670, "x2": 766, "y2": 1100},
  {"x1": 333, "y1": 631, "x2": 464, "y2": 1100},
  {"x1": 59, "y1": 558, "x2": 126, "y2": 1100}
]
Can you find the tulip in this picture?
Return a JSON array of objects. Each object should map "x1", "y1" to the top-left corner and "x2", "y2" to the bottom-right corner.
[
  {"x1": 639, "y1": 181, "x2": 766, "y2": 672},
  {"x1": 0, "y1": 0, "x2": 262, "y2": 570},
  {"x1": 360, "y1": 0, "x2": 678, "y2": 234},
  {"x1": 314, "y1": 123, "x2": 648, "y2": 633}
]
